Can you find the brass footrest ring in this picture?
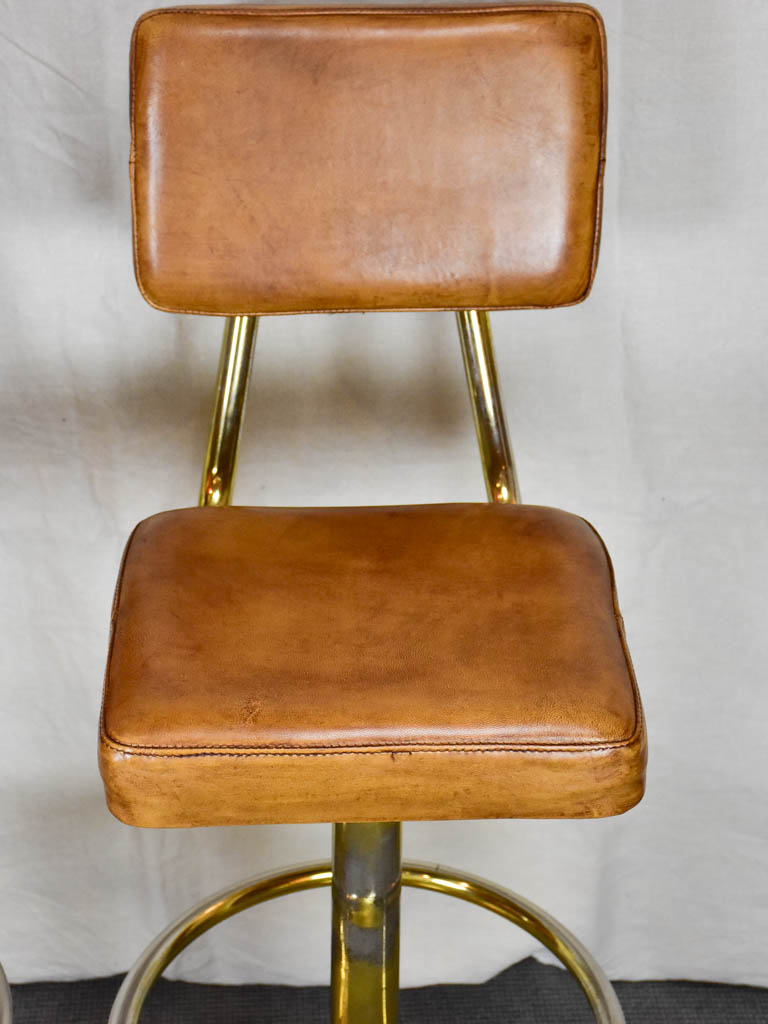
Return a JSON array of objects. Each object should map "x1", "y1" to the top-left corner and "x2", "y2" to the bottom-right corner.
[{"x1": 108, "y1": 861, "x2": 624, "y2": 1024}]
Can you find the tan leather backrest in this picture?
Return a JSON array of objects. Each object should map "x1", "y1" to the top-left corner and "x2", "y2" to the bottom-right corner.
[{"x1": 131, "y1": 4, "x2": 606, "y2": 316}]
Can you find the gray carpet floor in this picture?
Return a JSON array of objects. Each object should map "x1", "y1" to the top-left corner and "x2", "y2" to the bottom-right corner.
[{"x1": 10, "y1": 958, "x2": 768, "y2": 1023}]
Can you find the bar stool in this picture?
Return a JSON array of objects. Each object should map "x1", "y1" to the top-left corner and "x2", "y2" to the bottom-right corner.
[{"x1": 100, "y1": 5, "x2": 646, "y2": 1022}]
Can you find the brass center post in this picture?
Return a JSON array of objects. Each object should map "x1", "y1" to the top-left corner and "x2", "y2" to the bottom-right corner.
[{"x1": 331, "y1": 823, "x2": 402, "y2": 1024}]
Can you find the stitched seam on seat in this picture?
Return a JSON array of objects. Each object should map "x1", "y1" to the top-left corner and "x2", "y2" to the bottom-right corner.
[
  {"x1": 130, "y1": 4, "x2": 606, "y2": 317},
  {"x1": 100, "y1": 727, "x2": 639, "y2": 753},
  {"x1": 100, "y1": 728, "x2": 643, "y2": 759}
]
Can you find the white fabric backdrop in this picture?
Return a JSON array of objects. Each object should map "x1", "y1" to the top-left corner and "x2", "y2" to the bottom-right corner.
[{"x1": 1, "y1": 0, "x2": 767, "y2": 988}]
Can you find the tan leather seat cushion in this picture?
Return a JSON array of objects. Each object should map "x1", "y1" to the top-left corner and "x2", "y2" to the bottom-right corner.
[
  {"x1": 131, "y1": 4, "x2": 607, "y2": 315},
  {"x1": 100, "y1": 504, "x2": 645, "y2": 826}
]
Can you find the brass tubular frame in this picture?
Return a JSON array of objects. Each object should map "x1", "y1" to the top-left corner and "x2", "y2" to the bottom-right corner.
[
  {"x1": 108, "y1": 862, "x2": 625, "y2": 1024},
  {"x1": 456, "y1": 310, "x2": 520, "y2": 504},
  {"x1": 0, "y1": 962, "x2": 11, "y2": 1024},
  {"x1": 331, "y1": 823, "x2": 402, "y2": 1024},
  {"x1": 404, "y1": 864, "x2": 625, "y2": 1024},
  {"x1": 199, "y1": 315, "x2": 259, "y2": 507},
  {"x1": 107, "y1": 310, "x2": 625, "y2": 1024},
  {"x1": 107, "y1": 865, "x2": 332, "y2": 1024}
]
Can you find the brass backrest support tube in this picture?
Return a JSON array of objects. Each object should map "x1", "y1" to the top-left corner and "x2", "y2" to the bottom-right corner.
[
  {"x1": 456, "y1": 310, "x2": 520, "y2": 505},
  {"x1": 199, "y1": 316, "x2": 259, "y2": 507}
]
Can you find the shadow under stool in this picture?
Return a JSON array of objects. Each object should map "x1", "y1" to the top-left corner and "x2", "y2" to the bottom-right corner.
[{"x1": 98, "y1": 5, "x2": 646, "y2": 1022}]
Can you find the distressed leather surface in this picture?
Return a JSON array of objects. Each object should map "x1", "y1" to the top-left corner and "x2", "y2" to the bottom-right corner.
[
  {"x1": 100, "y1": 504, "x2": 646, "y2": 826},
  {"x1": 130, "y1": 4, "x2": 607, "y2": 315}
]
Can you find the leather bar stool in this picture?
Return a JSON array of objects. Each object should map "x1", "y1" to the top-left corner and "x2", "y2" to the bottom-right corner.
[{"x1": 100, "y1": 5, "x2": 646, "y2": 1022}]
